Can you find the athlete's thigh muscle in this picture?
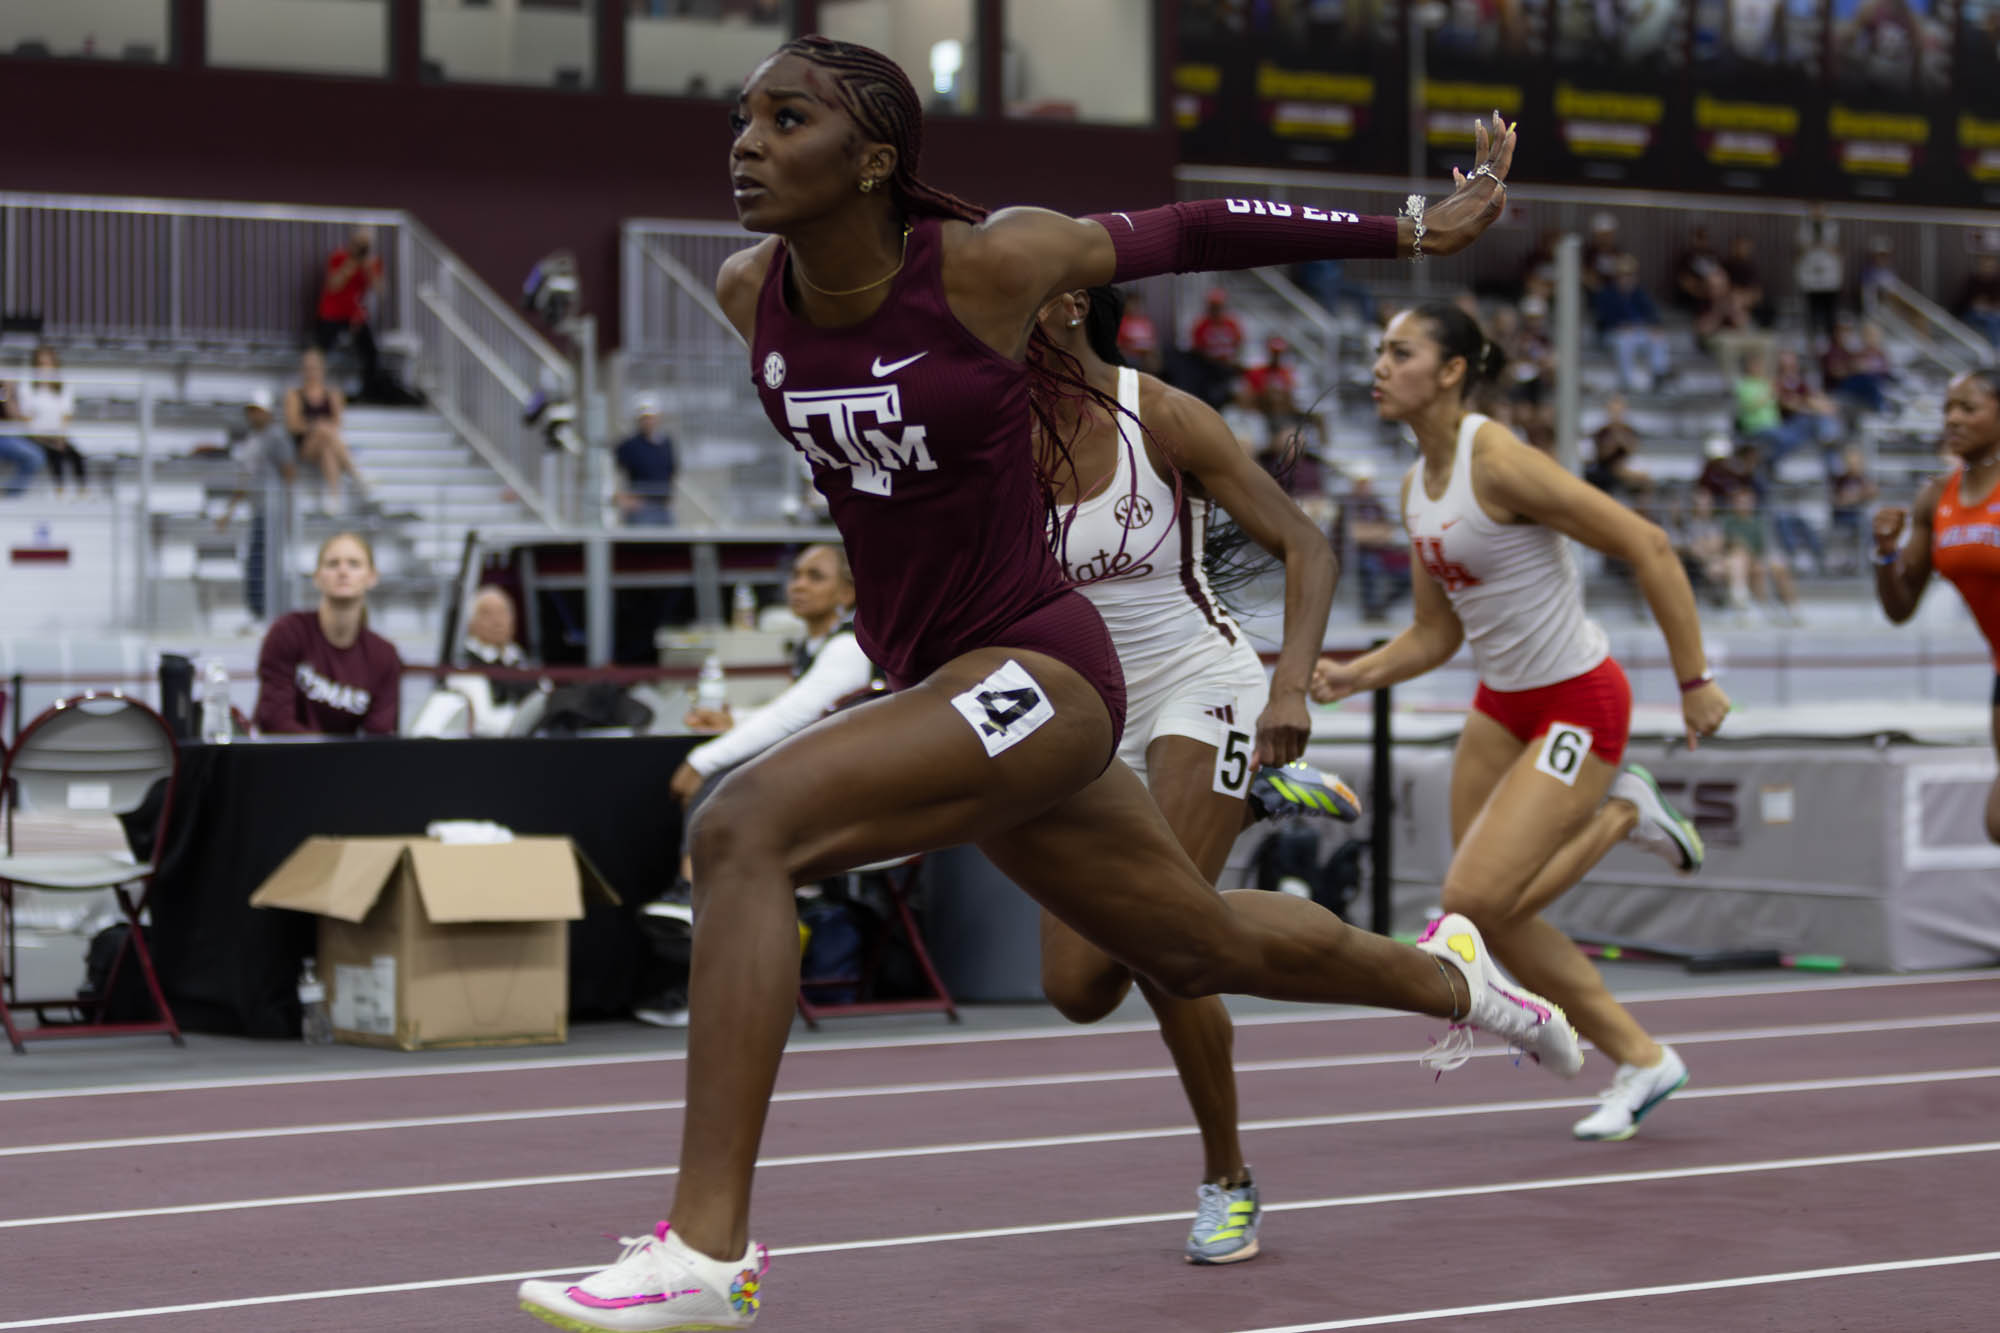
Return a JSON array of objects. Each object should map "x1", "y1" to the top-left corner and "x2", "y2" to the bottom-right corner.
[
  {"x1": 697, "y1": 645, "x2": 1114, "y2": 884},
  {"x1": 1450, "y1": 710, "x2": 1527, "y2": 847},
  {"x1": 978, "y1": 757, "x2": 1235, "y2": 991},
  {"x1": 1145, "y1": 733, "x2": 1247, "y2": 885},
  {"x1": 1442, "y1": 742, "x2": 1617, "y2": 918}
]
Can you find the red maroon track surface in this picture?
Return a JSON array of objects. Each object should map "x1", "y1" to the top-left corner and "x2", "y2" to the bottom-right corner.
[{"x1": 2, "y1": 976, "x2": 1996, "y2": 1331}]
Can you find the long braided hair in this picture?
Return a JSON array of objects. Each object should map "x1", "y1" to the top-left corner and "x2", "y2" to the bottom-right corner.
[
  {"x1": 779, "y1": 35, "x2": 1160, "y2": 581},
  {"x1": 1078, "y1": 285, "x2": 1282, "y2": 611}
]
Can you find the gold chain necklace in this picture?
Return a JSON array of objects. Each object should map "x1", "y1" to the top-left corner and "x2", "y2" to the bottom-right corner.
[{"x1": 795, "y1": 224, "x2": 913, "y2": 298}]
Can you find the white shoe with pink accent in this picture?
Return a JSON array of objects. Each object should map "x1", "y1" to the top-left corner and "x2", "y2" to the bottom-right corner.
[
  {"x1": 1415, "y1": 912, "x2": 1585, "y2": 1078},
  {"x1": 519, "y1": 1224, "x2": 768, "y2": 1331}
]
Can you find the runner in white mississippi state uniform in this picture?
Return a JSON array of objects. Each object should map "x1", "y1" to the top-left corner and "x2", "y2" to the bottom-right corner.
[
  {"x1": 1033, "y1": 284, "x2": 1357, "y2": 1264},
  {"x1": 1313, "y1": 301, "x2": 1732, "y2": 1141}
]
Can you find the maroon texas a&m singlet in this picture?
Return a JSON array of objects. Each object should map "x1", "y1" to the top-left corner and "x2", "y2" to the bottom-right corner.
[{"x1": 751, "y1": 217, "x2": 1115, "y2": 708}]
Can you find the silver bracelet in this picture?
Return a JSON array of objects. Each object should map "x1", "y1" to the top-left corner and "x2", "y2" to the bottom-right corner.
[{"x1": 1401, "y1": 193, "x2": 1427, "y2": 261}]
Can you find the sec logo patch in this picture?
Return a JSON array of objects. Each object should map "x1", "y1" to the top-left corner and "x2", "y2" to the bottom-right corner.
[{"x1": 763, "y1": 351, "x2": 787, "y2": 389}]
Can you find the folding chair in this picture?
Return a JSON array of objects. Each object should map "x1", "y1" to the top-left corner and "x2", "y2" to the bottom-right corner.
[
  {"x1": 796, "y1": 852, "x2": 959, "y2": 1030},
  {"x1": 0, "y1": 692, "x2": 184, "y2": 1053}
]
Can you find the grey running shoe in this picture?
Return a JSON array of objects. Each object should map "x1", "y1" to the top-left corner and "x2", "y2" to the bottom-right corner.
[
  {"x1": 1249, "y1": 762, "x2": 1362, "y2": 822},
  {"x1": 1185, "y1": 1176, "x2": 1261, "y2": 1265}
]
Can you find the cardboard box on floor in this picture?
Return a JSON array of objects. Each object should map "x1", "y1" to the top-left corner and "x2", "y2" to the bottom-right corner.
[{"x1": 250, "y1": 836, "x2": 619, "y2": 1050}]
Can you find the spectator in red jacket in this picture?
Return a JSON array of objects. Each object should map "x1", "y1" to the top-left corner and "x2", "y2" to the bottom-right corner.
[
  {"x1": 254, "y1": 531, "x2": 402, "y2": 736},
  {"x1": 315, "y1": 226, "x2": 388, "y2": 401}
]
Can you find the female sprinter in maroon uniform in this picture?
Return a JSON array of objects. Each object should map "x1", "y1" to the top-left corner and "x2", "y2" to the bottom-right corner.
[
  {"x1": 1312, "y1": 304, "x2": 1731, "y2": 1144},
  {"x1": 520, "y1": 40, "x2": 1571, "y2": 1332}
]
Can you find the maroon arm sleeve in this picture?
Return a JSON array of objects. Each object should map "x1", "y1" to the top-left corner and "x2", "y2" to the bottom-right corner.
[
  {"x1": 1083, "y1": 199, "x2": 1400, "y2": 284},
  {"x1": 362, "y1": 640, "x2": 402, "y2": 735},
  {"x1": 254, "y1": 618, "x2": 308, "y2": 734}
]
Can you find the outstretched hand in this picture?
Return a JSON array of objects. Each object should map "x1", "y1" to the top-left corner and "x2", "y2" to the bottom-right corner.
[{"x1": 1422, "y1": 111, "x2": 1515, "y2": 257}]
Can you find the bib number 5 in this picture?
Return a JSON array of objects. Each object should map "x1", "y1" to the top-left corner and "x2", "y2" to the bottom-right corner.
[
  {"x1": 1534, "y1": 723, "x2": 1593, "y2": 787},
  {"x1": 1214, "y1": 728, "x2": 1252, "y2": 797},
  {"x1": 951, "y1": 660, "x2": 1057, "y2": 758}
]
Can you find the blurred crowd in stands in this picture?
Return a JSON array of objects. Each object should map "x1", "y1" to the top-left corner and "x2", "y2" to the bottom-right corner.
[{"x1": 1113, "y1": 203, "x2": 1983, "y2": 627}]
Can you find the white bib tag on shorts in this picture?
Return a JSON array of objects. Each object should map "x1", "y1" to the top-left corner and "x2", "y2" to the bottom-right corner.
[
  {"x1": 1213, "y1": 724, "x2": 1254, "y2": 797},
  {"x1": 951, "y1": 659, "x2": 1056, "y2": 758},
  {"x1": 1534, "y1": 723, "x2": 1592, "y2": 787}
]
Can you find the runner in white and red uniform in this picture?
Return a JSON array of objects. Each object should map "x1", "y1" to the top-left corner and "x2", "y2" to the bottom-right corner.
[{"x1": 1313, "y1": 300, "x2": 1732, "y2": 1143}]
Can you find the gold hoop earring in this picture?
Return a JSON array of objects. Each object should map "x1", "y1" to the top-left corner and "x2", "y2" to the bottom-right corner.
[{"x1": 859, "y1": 178, "x2": 877, "y2": 194}]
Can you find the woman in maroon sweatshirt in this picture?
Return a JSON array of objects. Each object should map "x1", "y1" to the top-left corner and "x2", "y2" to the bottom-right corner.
[{"x1": 253, "y1": 531, "x2": 401, "y2": 735}]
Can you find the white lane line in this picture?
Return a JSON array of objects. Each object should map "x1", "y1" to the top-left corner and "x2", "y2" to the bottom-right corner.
[
  {"x1": 1, "y1": 1143, "x2": 1993, "y2": 1329},
  {"x1": 6, "y1": 1011, "x2": 1995, "y2": 1159},
  {"x1": 1227, "y1": 1251, "x2": 2000, "y2": 1332},
  {"x1": 4, "y1": 969, "x2": 1992, "y2": 1103},
  {"x1": 4, "y1": 1067, "x2": 1995, "y2": 1230}
]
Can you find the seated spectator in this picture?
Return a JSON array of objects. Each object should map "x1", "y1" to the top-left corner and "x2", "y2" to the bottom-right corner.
[
  {"x1": 1338, "y1": 460, "x2": 1409, "y2": 621},
  {"x1": 1724, "y1": 234, "x2": 1773, "y2": 328},
  {"x1": 254, "y1": 532, "x2": 402, "y2": 736},
  {"x1": 1696, "y1": 434, "x2": 1757, "y2": 502},
  {"x1": 615, "y1": 395, "x2": 678, "y2": 526},
  {"x1": 670, "y1": 546, "x2": 873, "y2": 788},
  {"x1": 1672, "y1": 224, "x2": 1724, "y2": 314},
  {"x1": 1293, "y1": 259, "x2": 1376, "y2": 325},
  {"x1": 441, "y1": 584, "x2": 539, "y2": 733},
  {"x1": 18, "y1": 345, "x2": 85, "y2": 497},
  {"x1": 1241, "y1": 335, "x2": 1309, "y2": 441},
  {"x1": 1795, "y1": 204, "x2": 1845, "y2": 349},
  {"x1": 1858, "y1": 237, "x2": 1899, "y2": 313},
  {"x1": 1585, "y1": 397, "x2": 1654, "y2": 507},
  {"x1": 1773, "y1": 348, "x2": 1844, "y2": 458},
  {"x1": 285, "y1": 348, "x2": 367, "y2": 511},
  {"x1": 1677, "y1": 486, "x2": 1731, "y2": 607},
  {"x1": 1114, "y1": 288, "x2": 1163, "y2": 375},
  {"x1": 1721, "y1": 485, "x2": 1803, "y2": 623},
  {"x1": 1503, "y1": 295, "x2": 1555, "y2": 436},
  {"x1": 1824, "y1": 318, "x2": 1899, "y2": 416},
  {"x1": 1735, "y1": 349, "x2": 1818, "y2": 467},
  {"x1": 1188, "y1": 286, "x2": 1246, "y2": 408},
  {"x1": 1594, "y1": 255, "x2": 1671, "y2": 393},
  {"x1": 1959, "y1": 254, "x2": 2000, "y2": 348},
  {"x1": 217, "y1": 389, "x2": 298, "y2": 626},
  {"x1": 314, "y1": 225, "x2": 390, "y2": 402},
  {"x1": 1828, "y1": 445, "x2": 1878, "y2": 574},
  {"x1": 1582, "y1": 212, "x2": 1623, "y2": 293},
  {"x1": 0, "y1": 370, "x2": 47, "y2": 498}
]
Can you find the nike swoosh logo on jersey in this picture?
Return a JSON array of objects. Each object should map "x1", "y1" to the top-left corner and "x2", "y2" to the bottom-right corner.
[
  {"x1": 1440, "y1": 517, "x2": 1460, "y2": 529},
  {"x1": 871, "y1": 352, "x2": 928, "y2": 377}
]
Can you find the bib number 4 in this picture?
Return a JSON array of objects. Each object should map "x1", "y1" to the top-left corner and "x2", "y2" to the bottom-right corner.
[{"x1": 951, "y1": 660, "x2": 1057, "y2": 758}]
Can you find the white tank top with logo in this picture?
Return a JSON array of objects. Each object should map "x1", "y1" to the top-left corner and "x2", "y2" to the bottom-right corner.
[
  {"x1": 1061, "y1": 366, "x2": 1245, "y2": 687},
  {"x1": 1401, "y1": 412, "x2": 1608, "y2": 692}
]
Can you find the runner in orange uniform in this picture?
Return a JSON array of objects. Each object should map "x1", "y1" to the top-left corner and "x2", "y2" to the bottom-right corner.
[{"x1": 1874, "y1": 368, "x2": 2000, "y2": 841}]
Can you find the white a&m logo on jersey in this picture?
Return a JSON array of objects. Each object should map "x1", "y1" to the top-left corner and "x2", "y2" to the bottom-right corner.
[
  {"x1": 762, "y1": 352, "x2": 786, "y2": 389},
  {"x1": 781, "y1": 384, "x2": 936, "y2": 496}
]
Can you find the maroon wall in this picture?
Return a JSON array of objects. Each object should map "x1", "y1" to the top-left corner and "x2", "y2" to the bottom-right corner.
[{"x1": 0, "y1": 23, "x2": 1177, "y2": 348}]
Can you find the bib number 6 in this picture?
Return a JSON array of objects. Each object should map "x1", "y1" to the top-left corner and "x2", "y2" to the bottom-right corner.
[{"x1": 1534, "y1": 723, "x2": 1593, "y2": 787}]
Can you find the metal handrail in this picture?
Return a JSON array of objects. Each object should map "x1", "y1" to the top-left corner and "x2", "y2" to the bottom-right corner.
[
  {"x1": 641, "y1": 246, "x2": 744, "y2": 346},
  {"x1": 404, "y1": 220, "x2": 574, "y2": 385},
  {"x1": 415, "y1": 287, "x2": 556, "y2": 527},
  {"x1": 1868, "y1": 272, "x2": 1995, "y2": 371},
  {"x1": 1, "y1": 189, "x2": 574, "y2": 528}
]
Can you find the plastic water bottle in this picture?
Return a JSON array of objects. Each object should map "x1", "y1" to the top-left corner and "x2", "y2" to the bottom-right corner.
[
  {"x1": 201, "y1": 659, "x2": 234, "y2": 744},
  {"x1": 731, "y1": 582, "x2": 758, "y2": 630},
  {"x1": 696, "y1": 654, "x2": 728, "y2": 711},
  {"x1": 298, "y1": 959, "x2": 333, "y2": 1046}
]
